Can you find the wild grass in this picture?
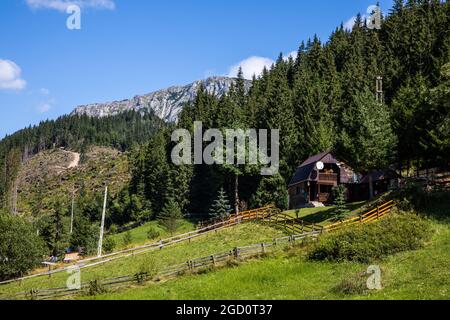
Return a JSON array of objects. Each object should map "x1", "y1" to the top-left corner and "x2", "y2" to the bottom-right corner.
[
  {"x1": 0, "y1": 222, "x2": 286, "y2": 297},
  {"x1": 89, "y1": 219, "x2": 449, "y2": 300}
]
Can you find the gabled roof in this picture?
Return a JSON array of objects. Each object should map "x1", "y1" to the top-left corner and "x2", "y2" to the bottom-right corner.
[
  {"x1": 289, "y1": 151, "x2": 337, "y2": 186},
  {"x1": 299, "y1": 151, "x2": 332, "y2": 167},
  {"x1": 289, "y1": 163, "x2": 316, "y2": 187}
]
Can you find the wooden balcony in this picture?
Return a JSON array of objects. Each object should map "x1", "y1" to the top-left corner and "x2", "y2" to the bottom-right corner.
[{"x1": 318, "y1": 173, "x2": 338, "y2": 182}]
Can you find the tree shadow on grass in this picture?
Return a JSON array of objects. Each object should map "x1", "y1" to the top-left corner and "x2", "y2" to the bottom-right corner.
[{"x1": 300, "y1": 202, "x2": 366, "y2": 224}]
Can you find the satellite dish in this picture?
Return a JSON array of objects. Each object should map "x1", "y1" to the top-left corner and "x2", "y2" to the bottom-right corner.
[{"x1": 316, "y1": 161, "x2": 324, "y2": 171}]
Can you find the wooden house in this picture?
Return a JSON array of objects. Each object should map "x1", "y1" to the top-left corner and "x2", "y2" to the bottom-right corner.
[{"x1": 288, "y1": 151, "x2": 399, "y2": 209}]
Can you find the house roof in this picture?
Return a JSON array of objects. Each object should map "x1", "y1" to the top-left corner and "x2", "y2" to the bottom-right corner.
[
  {"x1": 299, "y1": 151, "x2": 332, "y2": 167},
  {"x1": 289, "y1": 163, "x2": 316, "y2": 186},
  {"x1": 289, "y1": 151, "x2": 337, "y2": 186}
]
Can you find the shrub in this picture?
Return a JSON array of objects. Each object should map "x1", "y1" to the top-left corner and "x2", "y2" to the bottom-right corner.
[
  {"x1": 122, "y1": 231, "x2": 133, "y2": 247},
  {"x1": 108, "y1": 224, "x2": 118, "y2": 234},
  {"x1": 333, "y1": 272, "x2": 368, "y2": 295},
  {"x1": 102, "y1": 236, "x2": 116, "y2": 254},
  {"x1": 138, "y1": 256, "x2": 159, "y2": 278},
  {"x1": 147, "y1": 227, "x2": 160, "y2": 240},
  {"x1": 250, "y1": 174, "x2": 289, "y2": 210},
  {"x1": 308, "y1": 212, "x2": 433, "y2": 263},
  {"x1": 0, "y1": 215, "x2": 46, "y2": 281},
  {"x1": 87, "y1": 279, "x2": 106, "y2": 296}
]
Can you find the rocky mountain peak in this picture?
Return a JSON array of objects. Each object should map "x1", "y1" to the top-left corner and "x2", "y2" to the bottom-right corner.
[{"x1": 71, "y1": 76, "x2": 251, "y2": 122}]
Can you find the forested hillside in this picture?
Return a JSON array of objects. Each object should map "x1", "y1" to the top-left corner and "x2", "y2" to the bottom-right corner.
[
  {"x1": 0, "y1": 0, "x2": 448, "y2": 273},
  {"x1": 130, "y1": 0, "x2": 449, "y2": 215},
  {"x1": 0, "y1": 110, "x2": 163, "y2": 212}
]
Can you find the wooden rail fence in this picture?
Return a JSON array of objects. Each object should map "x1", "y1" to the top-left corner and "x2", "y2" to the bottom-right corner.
[
  {"x1": 1, "y1": 231, "x2": 321, "y2": 301},
  {"x1": 0, "y1": 201, "x2": 396, "y2": 296},
  {"x1": 0, "y1": 206, "x2": 280, "y2": 286},
  {"x1": 324, "y1": 200, "x2": 395, "y2": 232}
]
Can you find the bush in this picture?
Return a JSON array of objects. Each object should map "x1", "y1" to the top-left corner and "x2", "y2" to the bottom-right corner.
[
  {"x1": 102, "y1": 237, "x2": 116, "y2": 254},
  {"x1": 308, "y1": 212, "x2": 433, "y2": 263},
  {"x1": 147, "y1": 227, "x2": 160, "y2": 240},
  {"x1": 333, "y1": 272, "x2": 368, "y2": 295},
  {"x1": 122, "y1": 231, "x2": 133, "y2": 247},
  {"x1": 250, "y1": 174, "x2": 289, "y2": 210},
  {"x1": 0, "y1": 215, "x2": 46, "y2": 281},
  {"x1": 138, "y1": 255, "x2": 159, "y2": 278}
]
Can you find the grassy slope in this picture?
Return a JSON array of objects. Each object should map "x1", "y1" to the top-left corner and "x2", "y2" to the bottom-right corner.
[
  {"x1": 92, "y1": 220, "x2": 450, "y2": 300},
  {"x1": 109, "y1": 220, "x2": 195, "y2": 250},
  {"x1": 90, "y1": 193, "x2": 450, "y2": 300},
  {"x1": 0, "y1": 222, "x2": 287, "y2": 296}
]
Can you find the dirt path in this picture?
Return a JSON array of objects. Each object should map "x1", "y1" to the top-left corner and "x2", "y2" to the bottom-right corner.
[{"x1": 66, "y1": 151, "x2": 80, "y2": 169}]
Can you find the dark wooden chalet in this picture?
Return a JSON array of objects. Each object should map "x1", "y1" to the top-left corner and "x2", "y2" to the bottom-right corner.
[
  {"x1": 288, "y1": 151, "x2": 357, "y2": 209},
  {"x1": 288, "y1": 151, "x2": 400, "y2": 209}
]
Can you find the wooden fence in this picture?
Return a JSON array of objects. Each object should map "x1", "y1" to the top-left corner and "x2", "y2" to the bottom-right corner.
[
  {"x1": 324, "y1": 200, "x2": 395, "y2": 232},
  {"x1": 0, "y1": 201, "x2": 396, "y2": 295},
  {"x1": 1, "y1": 231, "x2": 321, "y2": 301},
  {"x1": 0, "y1": 206, "x2": 279, "y2": 286},
  {"x1": 197, "y1": 205, "x2": 279, "y2": 230}
]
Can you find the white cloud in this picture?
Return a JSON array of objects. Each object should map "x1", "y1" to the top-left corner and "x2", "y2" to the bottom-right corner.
[
  {"x1": 39, "y1": 88, "x2": 50, "y2": 95},
  {"x1": 26, "y1": 0, "x2": 115, "y2": 12},
  {"x1": 284, "y1": 51, "x2": 298, "y2": 61},
  {"x1": 227, "y1": 52, "x2": 298, "y2": 80},
  {"x1": 37, "y1": 102, "x2": 52, "y2": 113},
  {"x1": 344, "y1": 16, "x2": 357, "y2": 30},
  {"x1": 228, "y1": 56, "x2": 275, "y2": 80},
  {"x1": 37, "y1": 98, "x2": 56, "y2": 113},
  {"x1": 0, "y1": 59, "x2": 27, "y2": 91}
]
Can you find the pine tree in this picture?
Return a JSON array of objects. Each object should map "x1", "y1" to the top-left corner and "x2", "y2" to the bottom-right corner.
[
  {"x1": 209, "y1": 188, "x2": 232, "y2": 219},
  {"x1": 338, "y1": 90, "x2": 397, "y2": 198},
  {"x1": 331, "y1": 185, "x2": 348, "y2": 221},
  {"x1": 158, "y1": 198, "x2": 183, "y2": 235}
]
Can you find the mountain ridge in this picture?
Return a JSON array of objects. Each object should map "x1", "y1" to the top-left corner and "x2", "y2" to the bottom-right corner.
[{"x1": 71, "y1": 76, "x2": 252, "y2": 122}]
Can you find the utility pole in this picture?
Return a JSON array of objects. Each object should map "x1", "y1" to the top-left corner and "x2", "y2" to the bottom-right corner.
[
  {"x1": 70, "y1": 190, "x2": 75, "y2": 234},
  {"x1": 97, "y1": 185, "x2": 108, "y2": 258},
  {"x1": 376, "y1": 76, "x2": 384, "y2": 104}
]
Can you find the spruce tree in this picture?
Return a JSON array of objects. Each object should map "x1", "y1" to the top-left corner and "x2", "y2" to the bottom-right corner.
[
  {"x1": 209, "y1": 188, "x2": 232, "y2": 219},
  {"x1": 338, "y1": 90, "x2": 397, "y2": 198},
  {"x1": 158, "y1": 198, "x2": 183, "y2": 235}
]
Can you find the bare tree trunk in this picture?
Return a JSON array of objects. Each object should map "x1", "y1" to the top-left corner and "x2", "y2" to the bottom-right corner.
[{"x1": 235, "y1": 175, "x2": 239, "y2": 215}]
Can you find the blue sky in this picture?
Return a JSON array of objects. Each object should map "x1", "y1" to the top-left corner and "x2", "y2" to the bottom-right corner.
[{"x1": 0, "y1": 0, "x2": 393, "y2": 138}]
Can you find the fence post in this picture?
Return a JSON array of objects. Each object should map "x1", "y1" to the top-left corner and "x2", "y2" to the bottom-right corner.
[
  {"x1": 233, "y1": 247, "x2": 240, "y2": 259},
  {"x1": 261, "y1": 243, "x2": 266, "y2": 254},
  {"x1": 377, "y1": 206, "x2": 380, "y2": 219},
  {"x1": 211, "y1": 255, "x2": 216, "y2": 266}
]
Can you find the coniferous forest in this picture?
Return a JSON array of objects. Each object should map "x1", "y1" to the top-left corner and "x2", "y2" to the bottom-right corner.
[{"x1": 0, "y1": 0, "x2": 449, "y2": 264}]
